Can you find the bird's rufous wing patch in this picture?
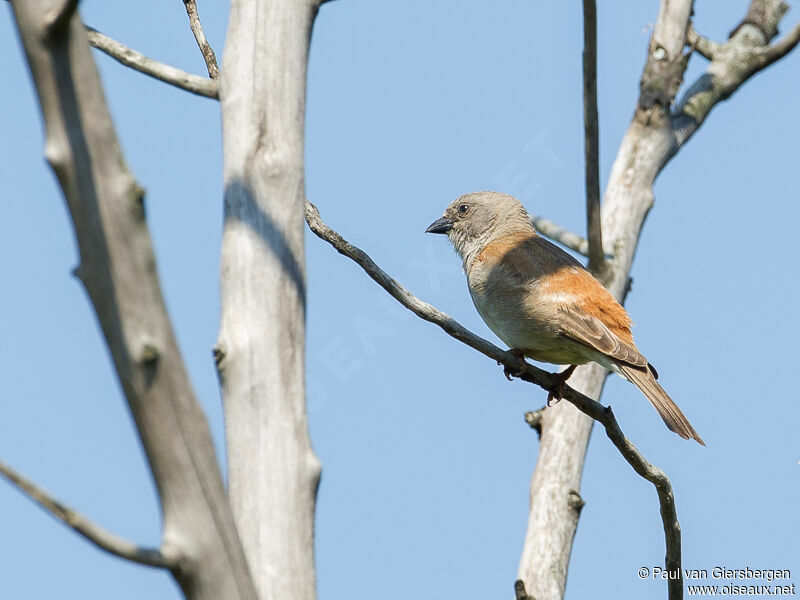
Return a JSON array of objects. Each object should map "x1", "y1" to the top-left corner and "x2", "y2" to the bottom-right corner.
[
  {"x1": 556, "y1": 305, "x2": 648, "y2": 368},
  {"x1": 540, "y1": 266, "x2": 647, "y2": 368}
]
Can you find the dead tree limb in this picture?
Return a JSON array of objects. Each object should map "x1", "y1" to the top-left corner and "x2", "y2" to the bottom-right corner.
[
  {"x1": 673, "y1": 2, "x2": 800, "y2": 148},
  {"x1": 181, "y1": 0, "x2": 220, "y2": 78},
  {"x1": 518, "y1": 2, "x2": 800, "y2": 600},
  {"x1": 0, "y1": 460, "x2": 178, "y2": 569},
  {"x1": 529, "y1": 214, "x2": 593, "y2": 257},
  {"x1": 86, "y1": 26, "x2": 219, "y2": 98},
  {"x1": 582, "y1": 0, "x2": 604, "y2": 273},
  {"x1": 7, "y1": 3, "x2": 255, "y2": 598},
  {"x1": 216, "y1": 1, "x2": 324, "y2": 598}
]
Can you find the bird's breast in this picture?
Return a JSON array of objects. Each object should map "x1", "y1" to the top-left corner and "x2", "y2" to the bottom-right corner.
[{"x1": 466, "y1": 266, "x2": 594, "y2": 366}]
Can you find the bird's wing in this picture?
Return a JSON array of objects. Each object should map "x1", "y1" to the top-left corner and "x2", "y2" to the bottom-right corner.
[
  {"x1": 521, "y1": 243, "x2": 648, "y2": 369},
  {"x1": 476, "y1": 234, "x2": 649, "y2": 370},
  {"x1": 556, "y1": 303, "x2": 648, "y2": 369}
]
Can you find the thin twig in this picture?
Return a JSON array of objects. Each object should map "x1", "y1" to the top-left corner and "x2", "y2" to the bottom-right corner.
[
  {"x1": 306, "y1": 200, "x2": 586, "y2": 400},
  {"x1": 530, "y1": 215, "x2": 614, "y2": 260},
  {"x1": 0, "y1": 460, "x2": 180, "y2": 569},
  {"x1": 541, "y1": 390, "x2": 682, "y2": 594},
  {"x1": 529, "y1": 215, "x2": 590, "y2": 257},
  {"x1": 582, "y1": 0, "x2": 604, "y2": 273},
  {"x1": 181, "y1": 0, "x2": 219, "y2": 79},
  {"x1": 85, "y1": 26, "x2": 219, "y2": 99},
  {"x1": 305, "y1": 200, "x2": 682, "y2": 586}
]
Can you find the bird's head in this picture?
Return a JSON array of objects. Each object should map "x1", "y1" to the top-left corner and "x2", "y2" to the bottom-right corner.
[{"x1": 425, "y1": 191, "x2": 532, "y2": 261}]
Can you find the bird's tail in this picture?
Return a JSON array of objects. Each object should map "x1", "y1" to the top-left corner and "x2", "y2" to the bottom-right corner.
[{"x1": 618, "y1": 364, "x2": 705, "y2": 446}]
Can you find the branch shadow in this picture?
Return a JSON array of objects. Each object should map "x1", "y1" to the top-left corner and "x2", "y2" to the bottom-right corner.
[{"x1": 224, "y1": 178, "x2": 307, "y2": 314}]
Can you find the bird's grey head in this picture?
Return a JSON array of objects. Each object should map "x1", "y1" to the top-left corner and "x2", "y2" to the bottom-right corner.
[{"x1": 425, "y1": 191, "x2": 531, "y2": 260}]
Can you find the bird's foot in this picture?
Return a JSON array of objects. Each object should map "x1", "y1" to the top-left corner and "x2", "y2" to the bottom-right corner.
[
  {"x1": 501, "y1": 349, "x2": 528, "y2": 381},
  {"x1": 547, "y1": 364, "x2": 578, "y2": 406}
]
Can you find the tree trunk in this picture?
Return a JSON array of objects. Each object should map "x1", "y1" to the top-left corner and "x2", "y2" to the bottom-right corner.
[
  {"x1": 517, "y1": 0, "x2": 796, "y2": 596},
  {"x1": 516, "y1": 2, "x2": 693, "y2": 598},
  {"x1": 217, "y1": 1, "x2": 323, "y2": 599},
  {"x1": 8, "y1": 2, "x2": 257, "y2": 599}
]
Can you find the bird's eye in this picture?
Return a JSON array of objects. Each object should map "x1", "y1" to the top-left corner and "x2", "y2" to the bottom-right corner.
[{"x1": 457, "y1": 204, "x2": 469, "y2": 215}]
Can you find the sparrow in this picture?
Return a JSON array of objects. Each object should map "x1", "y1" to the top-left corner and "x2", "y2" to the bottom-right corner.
[{"x1": 426, "y1": 191, "x2": 704, "y2": 445}]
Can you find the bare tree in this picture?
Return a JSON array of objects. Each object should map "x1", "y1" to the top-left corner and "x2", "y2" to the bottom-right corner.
[
  {"x1": 216, "y1": 1, "x2": 324, "y2": 598},
  {"x1": 5, "y1": 1, "x2": 257, "y2": 598},
  {"x1": 4, "y1": 0, "x2": 324, "y2": 598},
  {"x1": 2, "y1": 1, "x2": 798, "y2": 600},
  {"x1": 518, "y1": 1, "x2": 799, "y2": 599}
]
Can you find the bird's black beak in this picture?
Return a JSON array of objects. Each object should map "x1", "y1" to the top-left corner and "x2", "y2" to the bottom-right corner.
[{"x1": 425, "y1": 216, "x2": 453, "y2": 234}]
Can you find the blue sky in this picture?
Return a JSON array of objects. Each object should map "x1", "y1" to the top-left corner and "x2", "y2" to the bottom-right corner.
[{"x1": 1, "y1": 1, "x2": 798, "y2": 598}]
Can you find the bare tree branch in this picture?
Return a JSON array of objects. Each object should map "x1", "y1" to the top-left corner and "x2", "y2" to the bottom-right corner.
[
  {"x1": 0, "y1": 460, "x2": 179, "y2": 569},
  {"x1": 638, "y1": 0, "x2": 693, "y2": 112},
  {"x1": 673, "y1": 0, "x2": 800, "y2": 149},
  {"x1": 518, "y1": 0, "x2": 799, "y2": 596},
  {"x1": 305, "y1": 201, "x2": 563, "y2": 387},
  {"x1": 217, "y1": 1, "x2": 323, "y2": 598},
  {"x1": 2, "y1": 0, "x2": 222, "y2": 91},
  {"x1": 85, "y1": 26, "x2": 219, "y2": 99},
  {"x1": 305, "y1": 199, "x2": 681, "y2": 596},
  {"x1": 687, "y1": 25, "x2": 720, "y2": 60},
  {"x1": 759, "y1": 19, "x2": 800, "y2": 66},
  {"x1": 8, "y1": 2, "x2": 256, "y2": 597},
  {"x1": 181, "y1": 0, "x2": 219, "y2": 79},
  {"x1": 304, "y1": 199, "x2": 601, "y2": 414},
  {"x1": 519, "y1": 1, "x2": 696, "y2": 598},
  {"x1": 529, "y1": 214, "x2": 592, "y2": 257},
  {"x1": 582, "y1": 0, "x2": 604, "y2": 273},
  {"x1": 536, "y1": 388, "x2": 682, "y2": 594},
  {"x1": 733, "y1": 0, "x2": 788, "y2": 39}
]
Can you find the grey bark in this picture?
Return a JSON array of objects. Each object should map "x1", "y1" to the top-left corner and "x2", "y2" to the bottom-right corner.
[
  {"x1": 7, "y1": 2, "x2": 257, "y2": 599},
  {"x1": 0, "y1": 459, "x2": 178, "y2": 568},
  {"x1": 217, "y1": 1, "x2": 323, "y2": 599},
  {"x1": 582, "y1": 0, "x2": 603, "y2": 272},
  {"x1": 517, "y1": 2, "x2": 693, "y2": 595},
  {"x1": 516, "y1": 1, "x2": 798, "y2": 599},
  {"x1": 85, "y1": 26, "x2": 219, "y2": 98}
]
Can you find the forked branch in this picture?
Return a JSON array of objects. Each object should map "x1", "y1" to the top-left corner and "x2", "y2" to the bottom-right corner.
[
  {"x1": 86, "y1": 26, "x2": 219, "y2": 99},
  {"x1": 673, "y1": 0, "x2": 800, "y2": 150},
  {"x1": 0, "y1": 460, "x2": 179, "y2": 568},
  {"x1": 686, "y1": 25, "x2": 720, "y2": 60},
  {"x1": 8, "y1": 1, "x2": 256, "y2": 596}
]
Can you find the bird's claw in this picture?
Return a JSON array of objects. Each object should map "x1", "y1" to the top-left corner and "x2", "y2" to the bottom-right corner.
[
  {"x1": 501, "y1": 349, "x2": 527, "y2": 381},
  {"x1": 546, "y1": 386, "x2": 566, "y2": 407},
  {"x1": 547, "y1": 365, "x2": 578, "y2": 406}
]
